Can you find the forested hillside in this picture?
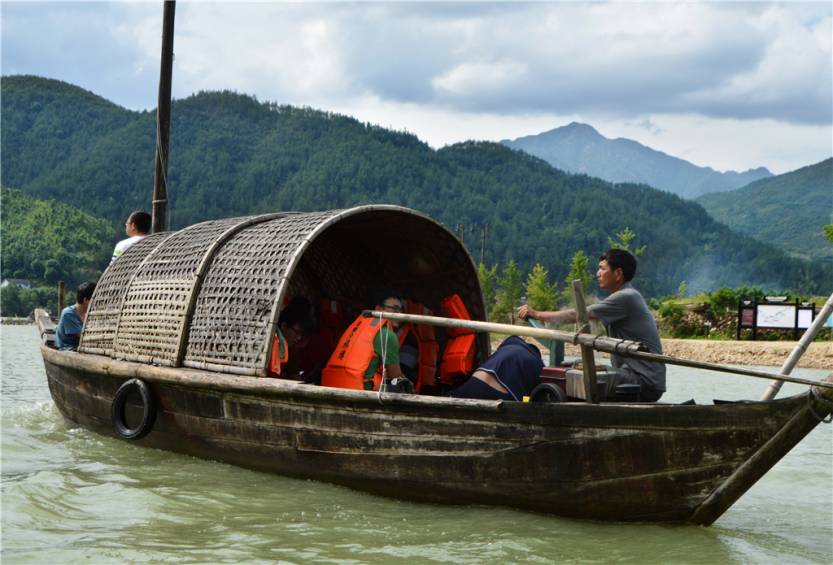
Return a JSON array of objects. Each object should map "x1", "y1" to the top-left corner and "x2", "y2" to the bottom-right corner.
[
  {"x1": 2, "y1": 75, "x2": 829, "y2": 297},
  {"x1": 1, "y1": 187, "x2": 115, "y2": 285},
  {"x1": 697, "y1": 159, "x2": 833, "y2": 262},
  {"x1": 502, "y1": 122, "x2": 772, "y2": 199}
]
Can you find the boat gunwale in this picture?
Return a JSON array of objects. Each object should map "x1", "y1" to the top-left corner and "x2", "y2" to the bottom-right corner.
[{"x1": 42, "y1": 344, "x2": 812, "y2": 425}]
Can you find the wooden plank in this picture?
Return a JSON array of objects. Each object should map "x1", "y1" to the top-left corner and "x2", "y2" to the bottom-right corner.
[
  {"x1": 573, "y1": 280, "x2": 599, "y2": 404},
  {"x1": 41, "y1": 347, "x2": 813, "y2": 522}
]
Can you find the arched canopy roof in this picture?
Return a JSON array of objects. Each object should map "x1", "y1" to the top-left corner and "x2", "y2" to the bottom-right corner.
[{"x1": 80, "y1": 206, "x2": 486, "y2": 376}]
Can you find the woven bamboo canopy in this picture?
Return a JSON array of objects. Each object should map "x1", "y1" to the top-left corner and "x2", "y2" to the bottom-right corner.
[{"x1": 79, "y1": 205, "x2": 487, "y2": 376}]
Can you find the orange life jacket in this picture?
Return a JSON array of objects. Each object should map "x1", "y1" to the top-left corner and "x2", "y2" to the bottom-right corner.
[
  {"x1": 321, "y1": 315, "x2": 392, "y2": 391},
  {"x1": 268, "y1": 328, "x2": 288, "y2": 377},
  {"x1": 439, "y1": 294, "x2": 476, "y2": 384},
  {"x1": 319, "y1": 298, "x2": 346, "y2": 352},
  {"x1": 401, "y1": 301, "x2": 440, "y2": 392}
]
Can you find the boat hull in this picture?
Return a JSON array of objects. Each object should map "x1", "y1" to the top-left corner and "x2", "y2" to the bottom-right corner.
[{"x1": 42, "y1": 346, "x2": 826, "y2": 523}]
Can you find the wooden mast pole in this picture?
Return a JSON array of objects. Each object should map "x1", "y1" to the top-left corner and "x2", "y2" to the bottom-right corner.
[{"x1": 151, "y1": 0, "x2": 176, "y2": 234}]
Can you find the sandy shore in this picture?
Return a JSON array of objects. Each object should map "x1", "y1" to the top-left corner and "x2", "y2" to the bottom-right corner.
[{"x1": 557, "y1": 339, "x2": 832, "y2": 370}]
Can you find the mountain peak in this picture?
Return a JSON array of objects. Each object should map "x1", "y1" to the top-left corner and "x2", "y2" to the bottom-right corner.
[
  {"x1": 502, "y1": 124, "x2": 774, "y2": 198},
  {"x1": 550, "y1": 121, "x2": 601, "y2": 137}
]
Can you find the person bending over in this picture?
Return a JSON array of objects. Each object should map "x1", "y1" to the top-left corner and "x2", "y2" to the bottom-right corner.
[
  {"x1": 55, "y1": 281, "x2": 96, "y2": 351},
  {"x1": 518, "y1": 248, "x2": 665, "y2": 402},
  {"x1": 449, "y1": 336, "x2": 544, "y2": 401}
]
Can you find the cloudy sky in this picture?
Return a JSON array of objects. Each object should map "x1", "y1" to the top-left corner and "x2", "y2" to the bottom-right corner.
[{"x1": 2, "y1": 2, "x2": 831, "y2": 174}]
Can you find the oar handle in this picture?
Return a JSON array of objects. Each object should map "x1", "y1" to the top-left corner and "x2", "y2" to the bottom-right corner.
[
  {"x1": 362, "y1": 310, "x2": 645, "y2": 354},
  {"x1": 362, "y1": 310, "x2": 833, "y2": 391}
]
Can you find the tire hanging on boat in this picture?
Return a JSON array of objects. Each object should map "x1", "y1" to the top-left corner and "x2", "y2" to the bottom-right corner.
[{"x1": 111, "y1": 378, "x2": 157, "y2": 440}]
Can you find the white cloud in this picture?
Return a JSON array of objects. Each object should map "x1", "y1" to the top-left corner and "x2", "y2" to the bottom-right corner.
[
  {"x1": 432, "y1": 60, "x2": 529, "y2": 97},
  {"x1": 2, "y1": 1, "x2": 831, "y2": 173}
]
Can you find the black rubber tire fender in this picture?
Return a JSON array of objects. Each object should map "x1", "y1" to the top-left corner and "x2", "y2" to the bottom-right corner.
[
  {"x1": 111, "y1": 378, "x2": 157, "y2": 440},
  {"x1": 530, "y1": 382, "x2": 568, "y2": 403}
]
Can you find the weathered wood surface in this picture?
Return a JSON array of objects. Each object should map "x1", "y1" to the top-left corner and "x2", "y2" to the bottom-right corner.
[
  {"x1": 573, "y1": 280, "x2": 599, "y2": 404},
  {"x1": 35, "y1": 308, "x2": 56, "y2": 347},
  {"x1": 690, "y1": 372, "x2": 833, "y2": 525},
  {"x1": 40, "y1": 346, "x2": 831, "y2": 523},
  {"x1": 151, "y1": 0, "x2": 175, "y2": 234}
]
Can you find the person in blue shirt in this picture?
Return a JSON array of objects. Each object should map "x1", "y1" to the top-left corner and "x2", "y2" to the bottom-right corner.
[
  {"x1": 449, "y1": 336, "x2": 544, "y2": 401},
  {"x1": 55, "y1": 282, "x2": 96, "y2": 351}
]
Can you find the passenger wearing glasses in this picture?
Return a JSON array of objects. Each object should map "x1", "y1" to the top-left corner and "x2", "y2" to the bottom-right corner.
[{"x1": 321, "y1": 289, "x2": 409, "y2": 391}]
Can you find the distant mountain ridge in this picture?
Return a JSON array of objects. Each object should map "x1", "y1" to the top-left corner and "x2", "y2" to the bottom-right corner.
[
  {"x1": 502, "y1": 122, "x2": 772, "y2": 199},
  {"x1": 2, "y1": 74, "x2": 828, "y2": 296},
  {"x1": 697, "y1": 159, "x2": 833, "y2": 262}
]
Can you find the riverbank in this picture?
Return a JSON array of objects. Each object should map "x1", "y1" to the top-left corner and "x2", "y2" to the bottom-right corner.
[
  {"x1": 556, "y1": 338, "x2": 831, "y2": 369},
  {"x1": 1, "y1": 317, "x2": 33, "y2": 325}
]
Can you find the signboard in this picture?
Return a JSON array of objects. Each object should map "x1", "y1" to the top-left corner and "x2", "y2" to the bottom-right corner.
[
  {"x1": 797, "y1": 308, "x2": 813, "y2": 329},
  {"x1": 756, "y1": 304, "x2": 795, "y2": 329},
  {"x1": 738, "y1": 299, "x2": 818, "y2": 339}
]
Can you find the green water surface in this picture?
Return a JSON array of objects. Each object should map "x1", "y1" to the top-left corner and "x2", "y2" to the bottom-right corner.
[{"x1": 2, "y1": 325, "x2": 831, "y2": 564}]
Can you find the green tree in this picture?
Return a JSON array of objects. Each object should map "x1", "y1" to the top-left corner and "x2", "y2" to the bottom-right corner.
[
  {"x1": 677, "y1": 280, "x2": 688, "y2": 298},
  {"x1": 608, "y1": 227, "x2": 646, "y2": 256},
  {"x1": 1, "y1": 285, "x2": 23, "y2": 317},
  {"x1": 563, "y1": 250, "x2": 593, "y2": 305},
  {"x1": 824, "y1": 224, "x2": 833, "y2": 243},
  {"x1": 525, "y1": 263, "x2": 558, "y2": 311},
  {"x1": 477, "y1": 263, "x2": 498, "y2": 320},
  {"x1": 5, "y1": 76, "x2": 832, "y2": 297},
  {"x1": 493, "y1": 260, "x2": 522, "y2": 323}
]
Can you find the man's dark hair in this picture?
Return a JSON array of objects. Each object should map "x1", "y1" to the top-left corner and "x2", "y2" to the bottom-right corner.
[
  {"x1": 77, "y1": 281, "x2": 97, "y2": 304},
  {"x1": 279, "y1": 296, "x2": 312, "y2": 330},
  {"x1": 128, "y1": 210, "x2": 152, "y2": 234},
  {"x1": 372, "y1": 288, "x2": 403, "y2": 307},
  {"x1": 600, "y1": 249, "x2": 637, "y2": 281}
]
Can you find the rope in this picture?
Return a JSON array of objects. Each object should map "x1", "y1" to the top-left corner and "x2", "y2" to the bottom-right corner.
[
  {"x1": 153, "y1": 118, "x2": 171, "y2": 231},
  {"x1": 376, "y1": 310, "x2": 388, "y2": 403},
  {"x1": 808, "y1": 388, "x2": 833, "y2": 424}
]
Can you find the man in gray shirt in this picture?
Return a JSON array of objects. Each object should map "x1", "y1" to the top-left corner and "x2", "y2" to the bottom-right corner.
[{"x1": 518, "y1": 249, "x2": 665, "y2": 401}]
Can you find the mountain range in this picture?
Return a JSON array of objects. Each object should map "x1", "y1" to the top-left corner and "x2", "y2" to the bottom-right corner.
[
  {"x1": 1, "y1": 75, "x2": 829, "y2": 297},
  {"x1": 697, "y1": 159, "x2": 833, "y2": 263},
  {"x1": 502, "y1": 122, "x2": 772, "y2": 199}
]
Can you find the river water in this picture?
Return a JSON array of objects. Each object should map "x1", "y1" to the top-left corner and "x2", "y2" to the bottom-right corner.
[{"x1": 2, "y1": 325, "x2": 831, "y2": 564}]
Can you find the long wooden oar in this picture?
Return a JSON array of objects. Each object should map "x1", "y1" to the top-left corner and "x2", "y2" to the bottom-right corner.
[
  {"x1": 761, "y1": 291, "x2": 833, "y2": 400},
  {"x1": 363, "y1": 310, "x2": 833, "y2": 391}
]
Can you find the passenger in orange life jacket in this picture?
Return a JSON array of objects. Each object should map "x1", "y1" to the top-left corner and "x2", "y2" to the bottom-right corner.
[
  {"x1": 268, "y1": 298, "x2": 309, "y2": 378},
  {"x1": 321, "y1": 290, "x2": 410, "y2": 392}
]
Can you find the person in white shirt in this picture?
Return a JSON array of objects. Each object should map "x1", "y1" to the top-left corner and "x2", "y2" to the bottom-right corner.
[{"x1": 110, "y1": 210, "x2": 151, "y2": 265}]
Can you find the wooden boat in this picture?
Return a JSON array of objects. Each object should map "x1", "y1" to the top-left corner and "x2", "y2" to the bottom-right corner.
[{"x1": 38, "y1": 205, "x2": 833, "y2": 524}]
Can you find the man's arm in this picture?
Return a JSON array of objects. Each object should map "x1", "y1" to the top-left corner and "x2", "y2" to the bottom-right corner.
[
  {"x1": 384, "y1": 362, "x2": 404, "y2": 379},
  {"x1": 376, "y1": 327, "x2": 403, "y2": 379},
  {"x1": 517, "y1": 305, "x2": 598, "y2": 325}
]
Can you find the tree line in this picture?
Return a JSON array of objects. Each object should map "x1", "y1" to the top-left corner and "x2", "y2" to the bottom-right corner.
[{"x1": 3, "y1": 75, "x2": 832, "y2": 303}]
